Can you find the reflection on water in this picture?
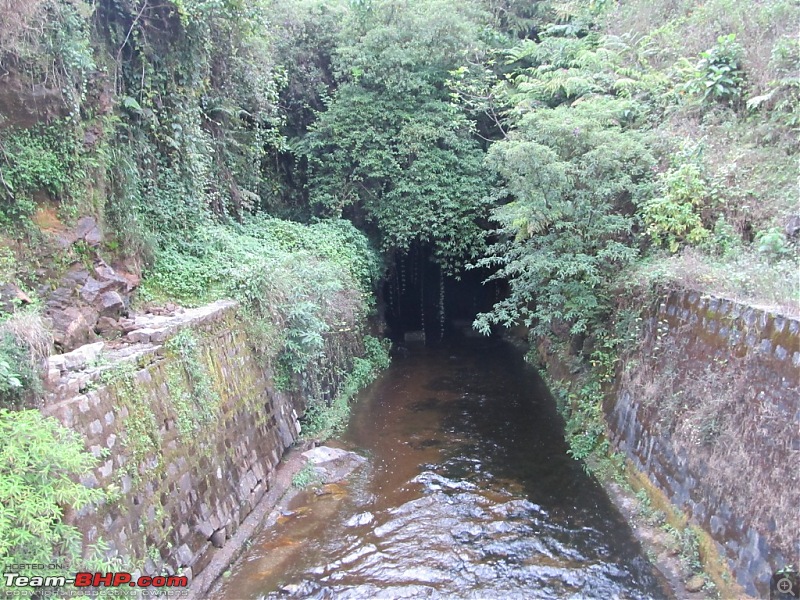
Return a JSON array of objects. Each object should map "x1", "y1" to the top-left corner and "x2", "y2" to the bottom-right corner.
[{"x1": 210, "y1": 338, "x2": 671, "y2": 600}]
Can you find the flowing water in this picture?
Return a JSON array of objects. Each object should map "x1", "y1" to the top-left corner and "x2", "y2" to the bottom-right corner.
[{"x1": 210, "y1": 338, "x2": 671, "y2": 599}]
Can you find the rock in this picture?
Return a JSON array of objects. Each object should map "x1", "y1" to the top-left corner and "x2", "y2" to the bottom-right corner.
[
  {"x1": 98, "y1": 291, "x2": 125, "y2": 318},
  {"x1": 62, "y1": 267, "x2": 91, "y2": 288},
  {"x1": 63, "y1": 342, "x2": 106, "y2": 371},
  {"x1": 95, "y1": 316, "x2": 121, "y2": 336},
  {"x1": 93, "y1": 261, "x2": 132, "y2": 293},
  {"x1": 47, "y1": 307, "x2": 98, "y2": 350},
  {"x1": 117, "y1": 318, "x2": 138, "y2": 333},
  {"x1": 344, "y1": 512, "x2": 375, "y2": 527},
  {"x1": 75, "y1": 216, "x2": 103, "y2": 246},
  {"x1": 301, "y1": 446, "x2": 367, "y2": 483},
  {"x1": 126, "y1": 329, "x2": 154, "y2": 344},
  {"x1": 685, "y1": 575, "x2": 705, "y2": 593},
  {"x1": 58, "y1": 341, "x2": 105, "y2": 371},
  {"x1": 80, "y1": 277, "x2": 109, "y2": 304},
  {"x1": 209, "y1": 528, "x2": 226, "y2": 548},
  {"x1": 785, "y1": 214, "x2": 800, "y2": 239},
  {"x1": 302, "y1": 446, "x2": 353, "y2": 465},
  {"x1": 47, "y1": 286, "x2": 77, "y2": 312},
  {"x1": 175, "y1": 544, "x2": 194, "y2": 567},
  {"x1": 0, "y1": 283, "x2": 31, "y2": 312},
  {"x1": 195, "y1": 522, "x2": 216, "y2": 538}
]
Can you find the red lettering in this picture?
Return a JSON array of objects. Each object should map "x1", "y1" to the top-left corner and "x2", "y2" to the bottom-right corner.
[
  {"x1": 74, "y1": 573, "x2": 93, "y2": 587},
  {"x1": 138, "y1": 576, "x2": 152, "y2": 587},
  {"x1": 151, "y1": 576, "x2": 166, "y2": 587},
  {"x1": 93, "y1": 573, "x2": 114, "y2": 587},
  {"x1": 166, "y1": 575, "x2": 188, "y2": 587},
  {"x1": 112, "y1": 573, "x2": 132, "y2": 586}
]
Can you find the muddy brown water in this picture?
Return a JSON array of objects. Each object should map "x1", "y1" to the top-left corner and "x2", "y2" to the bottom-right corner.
[{"x1": 210, "y1": 338, "x2": 672, "y2": 599}]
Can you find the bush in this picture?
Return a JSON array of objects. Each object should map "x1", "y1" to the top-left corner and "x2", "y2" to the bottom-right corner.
[
  {"x1": 677, "y1": 34, "x2": 745, "y2": 108},
  {"x1": 641, "y1": 150, "x2": 710, "y2": 253},
  {"x1": 139, "y1": 217, "x2": 382, "y2": 398},
  {"x1": 0, "y1": 309, "x2": 51, "y2": 409},
  {"x1": 0, "y1": 334, "x2": 42, "y2": 409},
  {"x1": 0, "y1": 409, "x2": 107, "y2": 580}
]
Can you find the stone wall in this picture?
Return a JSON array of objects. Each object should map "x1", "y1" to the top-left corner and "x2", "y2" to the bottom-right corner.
[
  {"x1": 606, "y1": 290, "x2": 799, "y2": 597},
  {"x1": 42, "y1": 300, "x2": 303, "y2": 584}
]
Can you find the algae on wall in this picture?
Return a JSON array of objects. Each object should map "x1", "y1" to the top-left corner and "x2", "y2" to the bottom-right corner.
[{"x1": 31, "y1": 299, "x2": 383, "y2": 588}]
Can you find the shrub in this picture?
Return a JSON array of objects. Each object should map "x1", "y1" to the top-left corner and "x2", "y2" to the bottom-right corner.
[
  {"x1": 755, "y1": 227, "x2": 791, "y2": 261},
  {"x1": 641, "y1": 151, "x2": 710, "y2": 253},
  {"x1": 0, "y1": 309, "x2": 51, "y2": 409},
  {"x1": 678, "y1": 34, "x2": 746, "y2": 108},
  {"x1": 139, "y1": 217, "x2": 382, "y2": 400},
  {"x1": 0, "y1": 409, "x2": 107, "y2": 579}
]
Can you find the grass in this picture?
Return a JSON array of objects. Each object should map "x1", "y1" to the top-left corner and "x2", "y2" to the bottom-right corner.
[
  {"x1": 0, "y1": 307, "x2": 51, "y2": 360},
  {"x1": 0, "y1": 307, "x2": 51, "y2": 408},
  {"x1": 291, "y1": 463, "x2": 320, "y2": 489},
  {"x1": 625, "y1": 248, "x2": 799, "y2": 316}
]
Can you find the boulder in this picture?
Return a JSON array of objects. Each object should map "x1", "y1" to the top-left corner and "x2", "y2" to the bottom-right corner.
[
  {"x1": 47, "y1": 307, "x2": 98, "y2": 350},
  {"x1": 301, "y1": 446, "x2": 367, "y2": 483},
  {"x1": 685, "y1": 575, "x2": 705, "y2": 593},
  {"x1": 47, "y1": 286, "x2": 77, "y2": 312},
  {"x1": 785, "y1": 214, "x2": 800, "y2": 239},
  {"x1": 75, "y1": 216, "x2": 103, "y2": 246},
  {"x1": 0, "y1": 283, "x2": 31, "y2": 313},
  {"x1": 98, "y1": 291, "x2": 125, "y2": 318},
  {"x1": 62, "y1": 267, "x2": 91, "y2": 288},
  {"x1": 93, "y1": 261, "x2": 132, "y2": 293},
  {"x1": 79, "y1": 277, "x2": 107, "y2": 304},
  {"x1": 95, "y1": 316, "x2": 122, "y2": 336}
]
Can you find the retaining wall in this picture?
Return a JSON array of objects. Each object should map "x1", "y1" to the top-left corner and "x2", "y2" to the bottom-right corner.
[
  {"x1": 42, "y1": 301, "x2": 302, "y2": 584},
  {"x1": 607, "y1": 291, "x2": 799, "y2": 597}
]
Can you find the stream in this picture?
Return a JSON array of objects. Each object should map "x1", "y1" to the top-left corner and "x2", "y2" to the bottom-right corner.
[{"x1": 209, "y1": 337, "x2": 671, "y2": 599}]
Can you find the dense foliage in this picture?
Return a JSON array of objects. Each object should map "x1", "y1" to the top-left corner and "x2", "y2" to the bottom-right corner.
[
  {"x1": 0, "y1": 0, "x2": 797, "y2": 574},
  {"x1": 474, "y1": 97, "x2": 655, "y2": 336},
  {"x1": 302, "y1": 0, "x2": 494, "y2": 270},
  {"x1": 0, "y1": 409, "x2": 113, "y2": 580}
]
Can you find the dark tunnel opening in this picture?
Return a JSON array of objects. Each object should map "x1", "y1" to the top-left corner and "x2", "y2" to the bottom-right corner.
[{"x1": 381, "y1": 244, "x2": 505, "y2": 343}]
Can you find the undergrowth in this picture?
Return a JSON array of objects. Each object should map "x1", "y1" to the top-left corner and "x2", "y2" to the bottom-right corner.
[
  {"x1": 299, "y1": 335, "x2": 391, "y2": 441},
  {"x1": 0, "y1": 408, "x2": 120, "y2": 597}
]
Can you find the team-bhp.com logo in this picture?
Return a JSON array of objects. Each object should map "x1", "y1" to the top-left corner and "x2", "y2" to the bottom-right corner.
[{"x1": 3, "y1": 572, "x2": 188, "y2": 595}]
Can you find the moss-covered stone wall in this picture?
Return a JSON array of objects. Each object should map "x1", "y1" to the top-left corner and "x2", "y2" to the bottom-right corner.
[
  {"x1": 607, "y1": 290, "x2": 799, "y2": 597},
  {"x1": 41, "y1": 301, "x2": 303, "y2": 584}
]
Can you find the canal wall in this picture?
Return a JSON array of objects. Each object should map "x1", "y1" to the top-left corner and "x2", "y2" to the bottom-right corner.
[
  {"x1": 41, "y1": 301, "x2": 305, "y2": 585},
  {"x1": 606, "y1": 290, "x2": 799, "y2": 597}
]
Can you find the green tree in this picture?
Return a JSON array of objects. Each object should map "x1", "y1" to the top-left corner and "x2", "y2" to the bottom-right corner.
[
  {"x1": 474, "y1": 97, "x2": 655, "y2": 335},
  {"x1": 302, "y1": 0, "x2": 493, "y2": 270}
]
